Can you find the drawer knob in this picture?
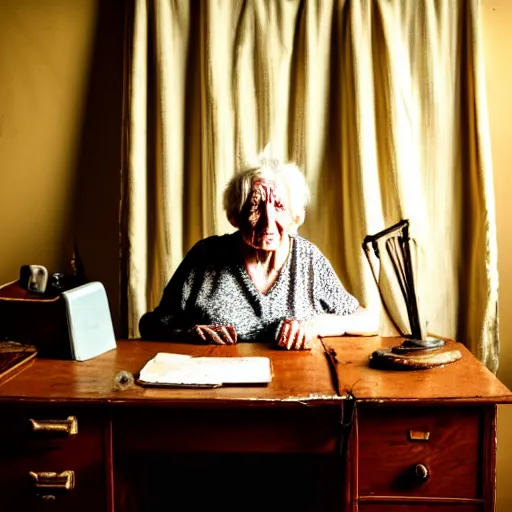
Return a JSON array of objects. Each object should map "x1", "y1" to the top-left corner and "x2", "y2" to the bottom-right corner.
[
  {"x1": 414, "y1": 463, "x2": 430, "y2": 481},
  {"x1": 29, "y1": 470, "x2": 75, "y2": 491},
  {"x1": 29, "y1": 416, "x2": 78, "y2": 435}
]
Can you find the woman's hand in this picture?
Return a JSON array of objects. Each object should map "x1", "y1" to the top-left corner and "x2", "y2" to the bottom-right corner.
[
  {"x1": 193, "y1": 324, "x2": 237, "y2": 345},
  {"x1": 313, "y1": 307, "x2": 378, "y2": 337},
  {"x1": 276, "y1": 318, "x2": 319, "y2": 350}
]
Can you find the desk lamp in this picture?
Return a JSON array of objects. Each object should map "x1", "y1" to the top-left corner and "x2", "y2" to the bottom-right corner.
[{"x1": 363, "y1": 220, "x2": 453, "y2": 368}]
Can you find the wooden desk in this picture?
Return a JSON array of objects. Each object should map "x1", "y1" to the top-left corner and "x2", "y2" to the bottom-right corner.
[
  {"x1": 0, "y1": 337, "x2": 510, "y2": 511},
  {"x1": 328, "y1": 336, "x2": 512, "y2": 512}
]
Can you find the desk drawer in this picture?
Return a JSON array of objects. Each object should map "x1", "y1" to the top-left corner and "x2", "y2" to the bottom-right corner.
[
  {"x1": 357, "y1": 406, "x2": 481, "y2": 499},
  {"x1": 359, "y1": 505, "x2": 481, "y2": 512},
  {"x1": 113, "y1": 406, "x2": 343, "y2": 511},
  {"x1": 113, "y1": 406, "x2": 340, "y2": 454},
  {"x1": 0, "y1": 407, "x2": 107, "y2": 511}
]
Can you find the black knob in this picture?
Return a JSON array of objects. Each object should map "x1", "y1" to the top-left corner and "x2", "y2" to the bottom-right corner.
[{"x1": 414, "y1": 463, "x2": 430, "y2": 481}]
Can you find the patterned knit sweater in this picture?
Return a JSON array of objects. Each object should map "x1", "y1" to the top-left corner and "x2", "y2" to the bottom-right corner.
[{"x1": 139, "y1": 231, "x2": 359, "y2": 342}]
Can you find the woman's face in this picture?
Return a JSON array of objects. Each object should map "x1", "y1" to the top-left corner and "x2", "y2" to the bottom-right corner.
[{"x1": 239, "y1": 178, "x2": 293, "y2": 251}]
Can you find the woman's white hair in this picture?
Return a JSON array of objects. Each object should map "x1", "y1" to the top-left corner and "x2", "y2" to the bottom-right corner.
[{"x1": 223, "y1": 163, "x2": 310, "y2": 231}]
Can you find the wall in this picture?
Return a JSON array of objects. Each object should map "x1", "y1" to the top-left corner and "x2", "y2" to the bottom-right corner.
[
  {"x1": 0, "y1": 0, "x2": 511, "y2": 508},
  {"x1": 482, "y1": 1, "x2": 512, "y2": 510},
  {"x1": 0, "y1": 0, "x2": 124, "y2": 330}
]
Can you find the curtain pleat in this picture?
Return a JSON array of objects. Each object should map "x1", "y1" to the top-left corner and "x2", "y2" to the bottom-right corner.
[
  {"x1": 121, "y1": 0, "x2": 148, "y2": 339},
  {"x1": 121, "y1": 0, "x2": 499, "y2": 372}
]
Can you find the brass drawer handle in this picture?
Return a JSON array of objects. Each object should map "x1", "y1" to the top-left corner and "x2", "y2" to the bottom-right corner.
[
  {"x1": 29, "y1": 470, "x2": 75, "y2": 491},
  {"x1": 29, "y1": 416, "x2": 78, "y2": 435},
  {"x1": 408, "y1": 429, "x2": 430, "y2": 442},
  {"x1": 414, "y1": 463, "x2": 430, "y2": 481}
]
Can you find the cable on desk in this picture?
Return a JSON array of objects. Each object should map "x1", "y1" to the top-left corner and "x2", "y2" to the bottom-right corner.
[{"x1": 319, "y1": 336, "x2": 356, "y2": 457}]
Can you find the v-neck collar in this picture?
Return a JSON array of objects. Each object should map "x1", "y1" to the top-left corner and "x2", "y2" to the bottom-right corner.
[{"x1": 236, "y1": 235, "x2": 295, "y2": 298}]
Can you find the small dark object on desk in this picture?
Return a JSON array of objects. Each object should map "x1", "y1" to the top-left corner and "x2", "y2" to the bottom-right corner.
[
  {"x1": 50, "y1": 272, "x2": 66, "y2": 292},
  {"x1": 113, "y1": 370, "x2": 135, "y2": 391}
]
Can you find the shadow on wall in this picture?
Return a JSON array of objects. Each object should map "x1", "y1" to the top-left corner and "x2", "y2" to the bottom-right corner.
[{"x1": 68, "y1": 0, "x2": 124, "y2": 335}]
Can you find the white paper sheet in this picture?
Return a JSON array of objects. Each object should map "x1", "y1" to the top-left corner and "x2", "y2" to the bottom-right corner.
[{"x1": 138, "y1": 352, "x2": 273, "y2": 387}]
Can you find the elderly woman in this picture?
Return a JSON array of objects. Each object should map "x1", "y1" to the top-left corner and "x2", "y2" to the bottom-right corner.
[{"x1": 139, "y1": 163, "x2": 377, "y2": 349}]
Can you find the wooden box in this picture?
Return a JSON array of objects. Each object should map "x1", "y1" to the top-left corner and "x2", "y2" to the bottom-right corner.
[{"x1": 0, "y1": 281, "x2": 72, "y2": 359}]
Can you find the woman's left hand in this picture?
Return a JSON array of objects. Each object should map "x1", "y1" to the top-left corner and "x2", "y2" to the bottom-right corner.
[{"x1": 276, "y1": 318, "x2": 317, "y2": 350}]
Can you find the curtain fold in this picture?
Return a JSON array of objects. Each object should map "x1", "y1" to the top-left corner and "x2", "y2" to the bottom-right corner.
[{"x1": 121, "y1": 0, "x2": 499, "y2": 372}]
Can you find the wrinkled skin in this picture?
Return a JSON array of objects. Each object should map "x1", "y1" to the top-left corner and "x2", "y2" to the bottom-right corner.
[
  {"x1": 238, "y1": 178, "x2": 293, "y2": 252},
  {"x1": 194, "y1": 324, "x2": 237, "y2": 345},
  {"x1": 194, "y1": 178, "x2": 312, "y2": 348},
  {"x1": 276, "y1": 318, "x2": 319, "y2": 351}
]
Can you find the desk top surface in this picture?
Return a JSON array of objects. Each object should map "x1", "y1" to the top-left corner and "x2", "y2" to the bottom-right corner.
[
  {"x1": 0, "y1": 336, "x2": 510, "y2": 406},
  {"x1": 326, "y1": 336, "x2": 512, "y2": 404}
]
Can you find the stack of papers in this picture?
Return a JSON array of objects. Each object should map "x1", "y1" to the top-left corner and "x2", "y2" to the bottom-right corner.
[{"x1": 138, "y1": 352, "x2": 273, "y2": 388}]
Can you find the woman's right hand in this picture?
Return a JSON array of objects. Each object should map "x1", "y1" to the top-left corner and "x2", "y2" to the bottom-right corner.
[{"x1": 193, "y1": 324, "x2": 237, "y2": 345}]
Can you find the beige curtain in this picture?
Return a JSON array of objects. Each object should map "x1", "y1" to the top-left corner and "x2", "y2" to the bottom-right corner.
[{"x1": 121, "y1": 0, "x2": 499, "y2": 372}]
